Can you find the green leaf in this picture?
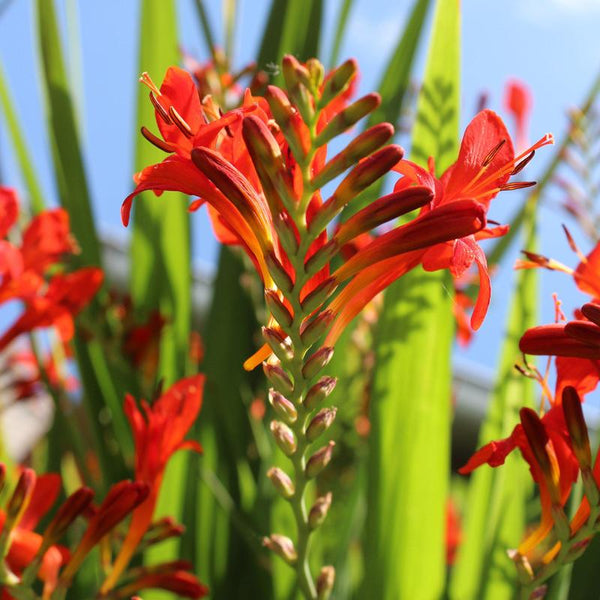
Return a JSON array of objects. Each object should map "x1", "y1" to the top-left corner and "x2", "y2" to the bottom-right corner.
[
  {"x1": 328, "y1": 0, "x2": 354, "y2": 68},
  {"x1": 363, "y1": 1, "x2": 460, "y2": 597},
  {"x1": 34, "y1": 0, "x2": 101, "y2": 267},
  {"x1": 0, "y1": 61, "x2": 45, "y2": 214},
  {"x1": 129, "y1": 2, "x2": 192, "y2": 594},
  {"x1": 190, "y1": 247, "x2": 271, "y2": 598},
  {"x1": 449, "y1": 200, "x2": 538, "y2": 600},
  {"x1": 257, "y1": 0, "x2": 323, "y2": 78},
  {"x1": 341, "y1": 0, "x2": 432, "y2": 220}
]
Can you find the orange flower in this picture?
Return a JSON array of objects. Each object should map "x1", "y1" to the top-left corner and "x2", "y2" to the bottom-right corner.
[{"x1": 100, "y1": 375, "x2": 205, "y2": 592}]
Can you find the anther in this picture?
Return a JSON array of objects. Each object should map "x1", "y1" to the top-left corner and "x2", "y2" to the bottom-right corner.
[
  {"x1": 149, "y1": 92, "x2": 173, "y2": 124},
  {"x1": 482, "y1": 139, "x2": 506, "y2": 167},
  {"x1": 511, "y1": 150, "x2": 535, "y2": 175},
  {"x1": 141, "y1": 127, "x2": 175, "y2": 153},
  {"x1": 500, "y1": 181, "x2": 536, "y2": 191},
  {"x1": 168, "y1": 106, "x2": 193, "y2": 138}
]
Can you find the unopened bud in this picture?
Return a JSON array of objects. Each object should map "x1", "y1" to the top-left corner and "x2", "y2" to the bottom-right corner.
[
  {"x1": 7, "y1": 468, "x2": 36, "y2": 524},
  {"x1": 306, "y1": 59, "x2": 324, "y2": 90},
  {"x1": 265, "y1": 86, "x2": 308, "y2": 158},
  {"x1": 551, "y1": 504, "x2": 571, "y2": 542},
  {"x1": 274, "y1": 213, "x2": 300, "y2": 256},
  {"x1": 269, "y1": 389, "x2": 297, "y2": 423},
  {"x1": 582, "y1": 468, "x2": 600, "y2": 506},
  {"x1": 304, "y1": 240, "x2": 339, "y2": 276},
  {"x1": 270, "y1": 421, "x2": 297, "y2": 456},
  {"x1": 306, "y1": 408, "x2": 337, "y2": 442},
  {"x1": 265, "y1": 289, "x2": 294, "y2": 329},
  {"x1": 300, "y1": 311, "x2": 335, "y2": 348},
  {"x1": 564, "y1": 320, "x2": 600, "y2": 346},
  {"x1": 304, "y1": 377, "x2": 337, "y2": 411},
  {"x1": 316, "y1": 565, "x2": 336, "y2": 599},
  {"x1": 263, "y1": 534, "x2": 297, "y2": 564},
  {"x1": 319, "y1": 58, "x2": 357, "y2": 108},
  {"x1": 312, "y1": 123, "x2": 396, "y2": 190},
  {"x1": 263, "y1": 363, "x2": 294, "y2": 396},
  {"x1": 306, "y1": 442, "x2": 335, "y2": 478},
  {"x1": 315, "y1": 94, "x2": 381, "y2": 147},
  {"x1": 44, "y1": 487, "x2": 94, "y2": 545},
  {"x1": 562, "y1": 386, "x2": 591, "y2": 468},
  {"x1": 302, "y1": 347, "x2": 334, "y2": 380},
  {"x1": 309, "y1": 492, "x2": 332, "y2": 529},
  {"x1": 263, "y1": 327, "x2": 293, "y2": 363},
  {"x1": 143, "y1": 516, "x2": 185, "y2": 546},
  {"x1": 267, "y1": 467, "x2": 295, "y2": 499},
  {"x1": 327, "y1": 145, "x2": 404, "y2": 214},
  {"x1": 300, "y1": 278, "x2": 337, "y2": 315},
  {"x1": 520, "y1": 408, "x2": 560, "y2": 504},
  {"x1": 265, "y1": 252, "x2": 294, "y2": 294}
]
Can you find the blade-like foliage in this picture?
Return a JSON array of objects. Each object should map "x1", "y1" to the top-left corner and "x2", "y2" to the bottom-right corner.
[
  {"x1": 363, "y1": 0, "x2": 460, "y2": 597},
  {"x1": 35, "y1": 0, "x2": 100, "y2": 267},
  {"x1": 0, "y1": 61, "x2": 45, "y2": 213},
  {"x1": 130, "y1": 2, "x2": 192, "y2": 594},
  {"x1": 257, "y1": 0, "x2": 323, "y2": 81}
]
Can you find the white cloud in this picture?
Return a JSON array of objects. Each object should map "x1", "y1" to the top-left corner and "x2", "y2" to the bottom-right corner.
[{"x1": 520, "y1": 0, "x2": 600, "y2": 23}]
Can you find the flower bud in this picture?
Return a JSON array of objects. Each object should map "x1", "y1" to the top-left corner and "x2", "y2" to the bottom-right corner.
[
  {"x1": 520, "y1": 408, "x2": 560, "y2": 504},
  {"x1": 268, "y1": 389, "x2": 297, "y2": 423},
  {"x1": 306, "y1": 58, "x2": 324, "y2": 90},
  {"x1": 300, "y1": 311, "x2": 335, "y2": 348},
  {"x1": 270, "y1": 421, "x2": 297, "y2": 456},
  {"x1": 316, "y1": 565, "x2": 336, "y2": 599},
  {"x1": 265, "y1": 86, "x2": 309, "y2": 158},
  {"x1": 6, "y1": 468, "x2": 36, "y2": 525},
  {"x1": 265, "y1": 289, "x2": 293, "y2": 329},
  {"x1": 304, "y1": 240, "x2": 339, "y2": 276},
  {"x1": 143, "y1": 517, "x2": 185, "y2": 546},
  {"x1": 311, "y1": 123, "x2": 395, "y2": 191},
  {"x1": 302, "y1": 347, "x2": 334, "y2": 380},
  {"x1": 267, "y1": 467, "x2": 295, "y2": 499},
  {"x1": 300, "y1": 278, "x2": 337, "y2": 315},
  {"x1": 263, "y1": 363, "x2": 294, "y2": 396},
  {"x1": 309, "y1": 492, "x2": 332, "y2": 529},
  {"x1": 266, "y1": 252, "x2": 294, "y2": 294},
  {"x1": 306, "y1": 408, "x2": 337, "y2": 442},
  {"x1": 263, "y1": 534, "x2": 297, "y2": 564},
  {"x1": 274, "y1": 212, "x2": 300, "y2": 256},
  {"x1": 519, "y1": 323, "x2": 600, "y2": 359},
  {"x1": 44, "y1": 487, "x2": 95, "y2": 545},
  {"x1": 320, "y1": 145, "x2": 404, "y2": 224},
  {"x1": 304, "y1": 377, "x2": 337, "y2": 411},
  {"x1": 319, "y1": 58, "x2": 357, "y2": 108},
  {"x1": 263, "y1": 327, "x2": 293, "y2": 363},
  {"x1": 315, "y1": 94, "x2": 381, "y2": 147},
  {"x1": 562, "y1": 386, "x2": 591, "y2": 468},
  {"x1": 306, "y1": 442, "x2": 335, "y2": 478},
  {"x1": 565, "y1": 320, "x2": 600, "y2": 346},
  {"x1": 550, "y1": 504, "x2": 570, "y2": 542}
]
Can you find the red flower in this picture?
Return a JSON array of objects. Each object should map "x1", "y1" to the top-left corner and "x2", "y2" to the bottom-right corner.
[
  {"x1": 323, "y1": 110, "x2": 551, "y2": 346},
  {"x1": 504, "y1": 79, "x2": 533, "y2": 151},
  {"x1": 460, "y1": 402, "x2": 579, "y2": 557},
  {"x1": 0, "y1": 267, "x2": 104, "y2": 351},
  {"x1": 100, "y1": 375, "x2": 205, "y2": 592}
]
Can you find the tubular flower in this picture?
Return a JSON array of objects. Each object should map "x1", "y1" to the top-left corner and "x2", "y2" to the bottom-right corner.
[
  {"x1": 504, "y1": 79, "x2": 533, "y2": 151},
  {"x1": 323, "y1": 110, "x2": 552, "y2": 346},
  {"x1": 100, "y1": 375, "x2": 205, "y2": 594}
]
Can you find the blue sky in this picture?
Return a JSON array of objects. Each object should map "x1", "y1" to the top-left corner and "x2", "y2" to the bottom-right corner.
[{"x1": 0, "y1": 0, "x2": 599, "y2": 370}]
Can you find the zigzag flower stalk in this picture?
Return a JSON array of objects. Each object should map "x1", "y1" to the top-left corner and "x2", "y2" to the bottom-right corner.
[{"x1": 121, "y1": 55, "x2": 534, "y2": 598}]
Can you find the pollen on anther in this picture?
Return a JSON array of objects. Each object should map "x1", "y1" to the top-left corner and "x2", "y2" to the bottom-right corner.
[
  {"x1": 482, "y1": 139, "x2": 506, "y2": 167},
  {"x1": 141, "y1": 127, "x2": 174, "y2": 153}
]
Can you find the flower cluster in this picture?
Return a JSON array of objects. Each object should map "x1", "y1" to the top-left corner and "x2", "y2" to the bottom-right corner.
[
  {"x1": 123, "y1": 54, "x2": 549, "y2": 598},
  {"x1": 0, "y1": 188, "x2": 102, "y2": 351}
]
